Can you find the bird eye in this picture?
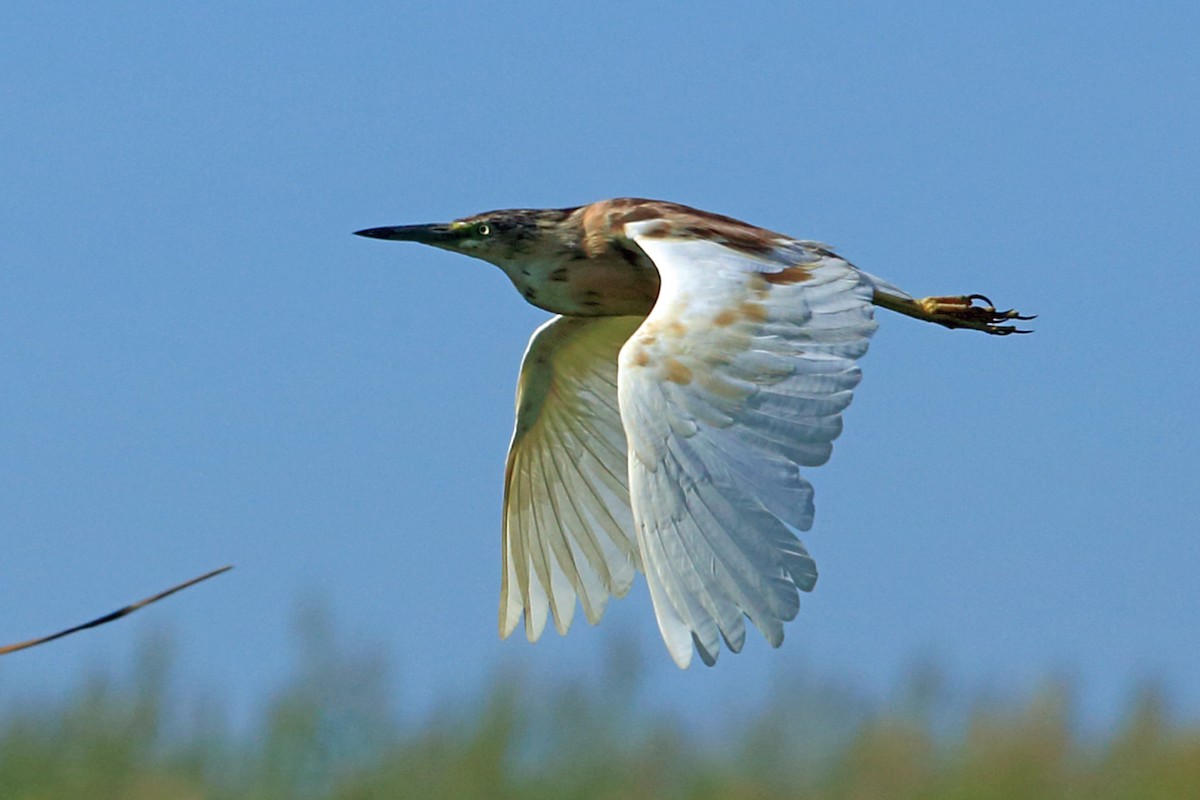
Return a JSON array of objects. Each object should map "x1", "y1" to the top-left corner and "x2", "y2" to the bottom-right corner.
[{"x1": 476, "y1": 223, "x2": 491, "y2": 236}]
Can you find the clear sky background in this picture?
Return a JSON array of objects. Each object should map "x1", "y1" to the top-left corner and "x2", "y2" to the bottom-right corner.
[{"x1": 2, "y1": 3, "x2": 1197, "y2": 731}]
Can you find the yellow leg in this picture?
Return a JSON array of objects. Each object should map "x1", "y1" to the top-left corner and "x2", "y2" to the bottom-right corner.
[{"x1": 873, "y1": 290, "x2": 1034, "y2": 335}]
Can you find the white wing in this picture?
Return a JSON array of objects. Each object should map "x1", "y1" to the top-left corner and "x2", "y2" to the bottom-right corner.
[
  {"x1": 501, "y1": 314, "x2": 644, "y2": 641},
  {"x1": 618, "y1": 226, "x2": 878, "y2": 667}
]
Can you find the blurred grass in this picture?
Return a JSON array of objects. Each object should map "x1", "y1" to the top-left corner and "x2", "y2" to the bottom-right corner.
[{"x1": 1, "y1": 616, "x2": 1198, "y2": 800}]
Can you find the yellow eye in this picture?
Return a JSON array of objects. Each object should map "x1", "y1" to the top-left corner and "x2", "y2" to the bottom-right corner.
[{"x1": 476, "y1": 223, "x2": 491, "y2": 236}]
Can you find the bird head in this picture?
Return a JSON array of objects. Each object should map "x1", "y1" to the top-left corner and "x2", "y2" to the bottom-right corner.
[{"x1": 354, "y1": 207, "x2": 580, "y2": 269}]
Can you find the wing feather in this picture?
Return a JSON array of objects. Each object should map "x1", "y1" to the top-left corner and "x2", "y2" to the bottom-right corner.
[
  {"x1": 617, "y1": 228, "x2": 877, "y2": 667},
  {"x1": 541, "y1": 431, "x2": 609, "y2": 622},
  {"x1": 500, "y1": 315, "x2": 643, "y2": 641}
]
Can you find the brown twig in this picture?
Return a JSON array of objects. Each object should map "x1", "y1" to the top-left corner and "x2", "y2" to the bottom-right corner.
[{"x1": 0, "y1": 565, "x2": 233, "y2": 656}]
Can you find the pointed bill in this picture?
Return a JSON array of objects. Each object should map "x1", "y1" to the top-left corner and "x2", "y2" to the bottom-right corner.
[{"x1": 354, "y1": 223, "x2": 456, "y2": 244}]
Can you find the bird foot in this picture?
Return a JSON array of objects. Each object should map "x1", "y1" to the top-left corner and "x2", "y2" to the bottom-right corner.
[{"x1": 918, "y1": 294, "x2": 1035, "y2": 335}]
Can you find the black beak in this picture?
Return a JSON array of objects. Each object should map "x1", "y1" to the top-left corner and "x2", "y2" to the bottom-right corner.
[{"x1": 353, "y1": 223, "x2": 456, "y2": 245}]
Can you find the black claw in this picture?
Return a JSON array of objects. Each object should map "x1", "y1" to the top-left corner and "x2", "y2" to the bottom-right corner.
[{"x1": 966, "y1": 294, "x2": 995, "y2": 308}]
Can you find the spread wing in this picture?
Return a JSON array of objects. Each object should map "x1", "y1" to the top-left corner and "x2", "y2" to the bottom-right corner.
[
  {"x1": 501, "y1": 314, "x2": 644, "y2": 641},
  {"x1": 618, "y1": 225, "x2": 878, "y2": 667}
]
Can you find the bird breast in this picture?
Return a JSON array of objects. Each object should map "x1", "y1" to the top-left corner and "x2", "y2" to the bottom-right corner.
[{"x1": 503, "y1": 251, "x2": 660, "y2": 318}]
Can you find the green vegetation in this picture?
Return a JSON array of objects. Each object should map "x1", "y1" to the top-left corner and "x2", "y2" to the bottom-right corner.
[{"x1": 1, "y1": 620, "x2": 1197, "y2": 800}]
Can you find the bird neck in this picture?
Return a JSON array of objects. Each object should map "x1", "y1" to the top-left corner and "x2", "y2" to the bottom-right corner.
[{"x1": 490, "y1": 205, "x2": 660, "y2": 317}]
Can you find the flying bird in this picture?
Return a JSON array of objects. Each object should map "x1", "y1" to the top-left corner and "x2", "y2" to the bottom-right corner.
[{"x1": 356, "y1": 198, "x2": 1031, "y2": 668}]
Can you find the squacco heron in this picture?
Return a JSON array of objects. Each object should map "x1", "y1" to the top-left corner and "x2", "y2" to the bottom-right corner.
[{"x1": 357, "y1": 198, "x2": 1031, "y2": 667}]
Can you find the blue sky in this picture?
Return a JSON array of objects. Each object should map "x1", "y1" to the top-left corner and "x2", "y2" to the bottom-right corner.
[{"x1": 2, "y1": 3, "x2": 1197, "y2": 729}]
